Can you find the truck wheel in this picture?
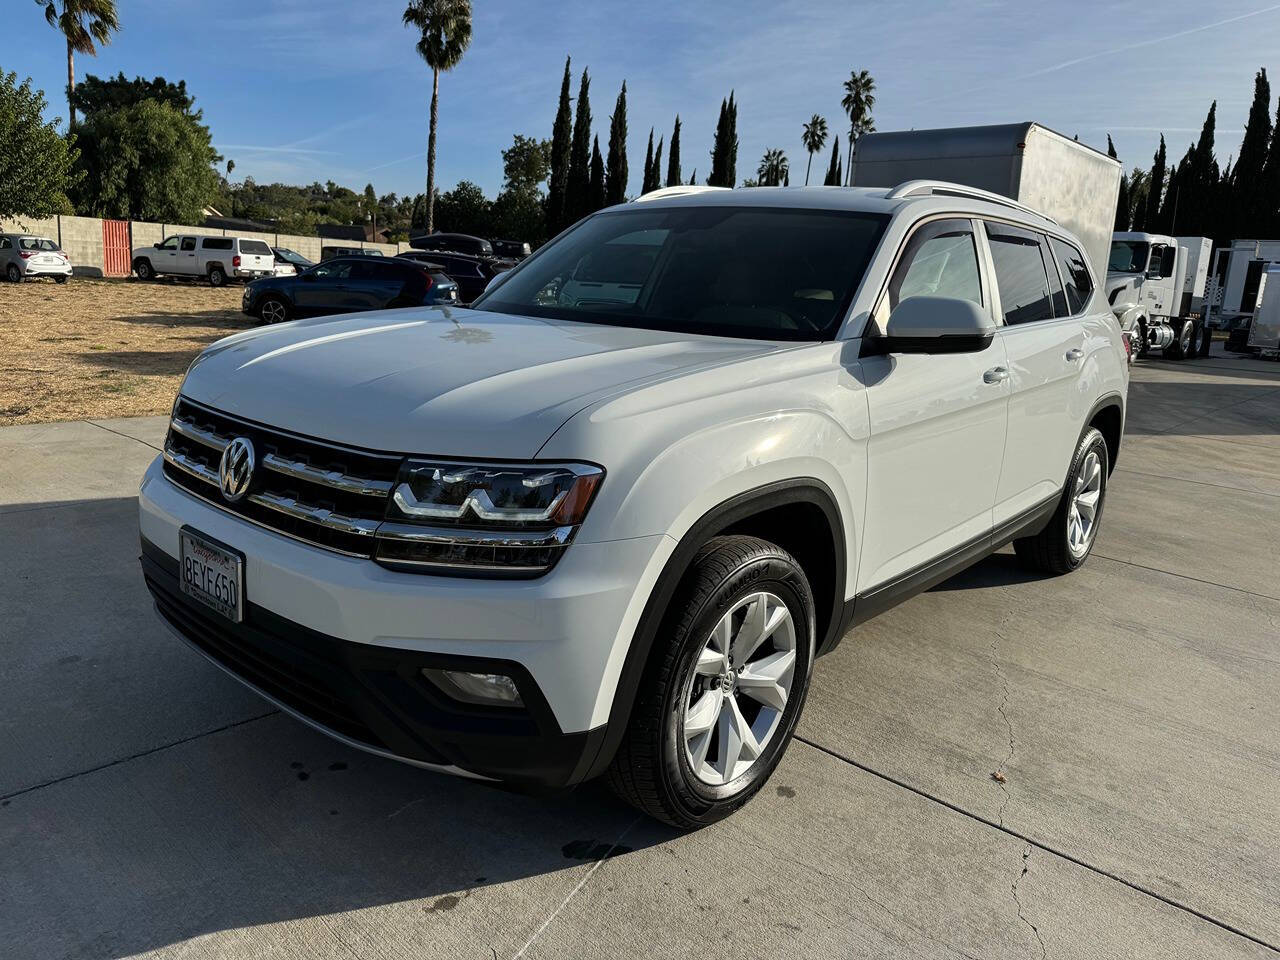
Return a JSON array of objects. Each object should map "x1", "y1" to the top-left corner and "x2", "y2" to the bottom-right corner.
[
  {"x1": 1166, "y1": 319, "x2": 1195, "y2": 360},
  {"x1": 607, "y1": 535, "x2": 815, "y2": 828},
  {"x1": 208, "y1": 265, "x2": 227, "y2": 287},
  {"x1": 1014, "y1": 427, "x2": 1108, "y2": 575},
  {"x1": 1131, "y1": 322, "x2": 1148, "y2": 359},
  {"x1": 134, "y1": 259, "x2": 154, "y2": 281}
]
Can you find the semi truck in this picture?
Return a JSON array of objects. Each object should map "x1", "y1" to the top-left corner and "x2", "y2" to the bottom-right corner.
[
  {"x1": 1106, "y1": 232, "x2": 1213, "y2": 359},
  {"x1": 852, "y1": 122, "x2": 1122, "y2": 287}
]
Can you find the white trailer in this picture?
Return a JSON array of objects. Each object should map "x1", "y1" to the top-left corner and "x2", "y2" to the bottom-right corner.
[
  {"x1": 851, "y1": 122, "x2": 1121, "y2": 283},
  {"x1": 1105, "y1": 232, "x2": 1212, "y2": 359}
]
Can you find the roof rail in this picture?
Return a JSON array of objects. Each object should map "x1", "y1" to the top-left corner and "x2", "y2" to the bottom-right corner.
[
  {"x1": 632, "y1": 185, "x2": 731, "y2": 203},
  {"x1": 885, "y1": 180, "x2": 1057, "y2": 225}
]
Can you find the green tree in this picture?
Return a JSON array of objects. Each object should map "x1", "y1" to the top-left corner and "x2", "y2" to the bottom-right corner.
[
  {"x1": 1137, "y1": 135, "x2": 1166, "y2": 232},
  {"x1": 840, "y1": 69, "x2": 875, "y2": 185},
  {"x1": 605, "y1": 81, "x2": 628, "y2": 205},
  {"x1": 547, "y1": 56, "x2": 573, "y2": 234},
  {"x1": 1125, "y1": 167, "x2": 1149, "y2": 232},
  {"x1": 588, "y1": 134, "x2": 606, "y2": 212},
  {"x1": 1114, "y1": 172, "x2": 1129, "y2": 232},
  {"x1": 666, "y1": 115, "x2": 682, "y2": 187},
  {"x1": 501, "y1": 134, "x2": 551, "y2": 194},
  {"x1": 823, "y1": 134, "x2": 842, "y2": 186},
  {"x1": 653, "y1": 137, "x2": 663, "y2": 193},
  {"x1": 1106, "y1": 134, "x2": 1117, "y2": 159},
  {"x1": 433, "y1": 179, "x2": 491, "y2": 236},
  {"x1": 1261, "y1": 94, "x2": 1280, "y2": 236},
  {"x1": 801, "y1": 113, "x2": 828, "y2": 185},
  {"x1": 641, "y1": 127, "x2": 655, "y2": 194},
  {"x1": 70, "y1": 72, "x2": 192, "y2": 116},
  {"x1": 565, "y1": 68, "x2": 592, "y2": 223},
  {"x1": 402, "y1": 0, "x2": 472, "y2": 234},
  {"x1": 34, "y1": 0, "x2": 119, "y2": 128},
  {"x1": 0, "y1": 70, "x2": 79, "y2": 218},
  {"x1": 757, "y1": 148, "x2": 789, "y2": 187},
  {"x1": 707, "y1": 92, "x2": 738, "y2": 187},
  {"x1": 74, "y1": 99, "x2": 218, "y2": 221}
]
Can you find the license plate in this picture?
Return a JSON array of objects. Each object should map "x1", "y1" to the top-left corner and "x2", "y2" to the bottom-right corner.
[{"x1": 179, "y1": 527, "x2": 244, "y2": 623}]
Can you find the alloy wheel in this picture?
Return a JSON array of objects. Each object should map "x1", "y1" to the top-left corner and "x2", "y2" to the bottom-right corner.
[
  {"x1": 681, "y1": 591, "x2": 797, "y2": 786},
  {"x1": 7, "y1": 264, "x2": 20, "y2": 282},
  {"x1": 1067, "y1": 450, "x2": 1103, "y2": 557},
  {"x1": 261, "y1": 299, "x2": 287, "y2": 324}
]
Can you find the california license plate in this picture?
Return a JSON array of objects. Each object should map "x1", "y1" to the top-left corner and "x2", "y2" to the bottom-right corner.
[{"x1": 179, "y1": 527, "x2": 244, "y2": 623}]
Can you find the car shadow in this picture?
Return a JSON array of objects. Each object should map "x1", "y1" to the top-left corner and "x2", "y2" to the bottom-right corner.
[
  {"x1": 111, "y1": 309, "x2": 254, "y2": 331},
  {"x1": 927, "y1": 550, "x2": 1049, "y2": 592}
]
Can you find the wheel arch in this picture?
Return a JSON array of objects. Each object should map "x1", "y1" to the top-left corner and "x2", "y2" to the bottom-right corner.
[
  {"x1": 1086, "y1": 393, "x2": 1124, "y2": 474},
  {"x1": 576, "y1": 479, "x2": 847, "y2": 784}
]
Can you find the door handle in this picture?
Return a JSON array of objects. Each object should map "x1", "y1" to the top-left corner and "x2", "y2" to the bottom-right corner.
[
  {"x1": 983, "y1": 366, "x2": 1009, "y2": 384},
  {"x1": 1065, "y1": 348, "x2": 1084, "y2": 361}
]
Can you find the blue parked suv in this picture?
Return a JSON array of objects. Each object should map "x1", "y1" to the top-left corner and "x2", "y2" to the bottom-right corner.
[{"x1": 242, "y1": 256, "x2": 459, "y2": 324}]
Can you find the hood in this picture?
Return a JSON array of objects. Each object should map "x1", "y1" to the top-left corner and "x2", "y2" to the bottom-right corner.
[
  {"x1": 181, "y1": 307, "x2": 785, "y2": 458},
  {"x1": 1104, "y1": 274, "x2": 1139, "y2": 307}
]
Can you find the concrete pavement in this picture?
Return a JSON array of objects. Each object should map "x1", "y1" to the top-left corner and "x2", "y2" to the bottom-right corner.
[{"x1": 2, "y1": 349, "x2": 1277, "y2": 959}]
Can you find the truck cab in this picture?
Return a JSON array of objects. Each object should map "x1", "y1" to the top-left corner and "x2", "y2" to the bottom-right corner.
[{"x1": 1106, "y1": 232, "x2": 1211, "y2": 359}]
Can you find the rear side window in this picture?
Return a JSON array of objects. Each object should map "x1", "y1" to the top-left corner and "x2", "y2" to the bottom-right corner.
[
  {"x1": 180, "y1": 237, "x2": 197, "y2": 252},
  {"x1": 201, "y1": 237, "x2": 233, "y2": 250},
  {"x1": 1041, "y1": 240, "x2": 1068, "y2": 317},
  {"x1": 887, "y1": 218, "x2": 983, "y2": 313},
  {"x1": 1050, "y1": 238, "x2": 1094, "y2": 314},
  {"x1": 0, "y1": 238, "x2": 11, "y2": 249},
  {"x1": 985, "y1": 222, "x2": 1054, "y2": 325},
  {"x1": 239, "y1": 240, "x2": 272, "y2": 255}
]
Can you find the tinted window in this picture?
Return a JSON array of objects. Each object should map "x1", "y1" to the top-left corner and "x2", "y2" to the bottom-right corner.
[
  {"x1": 985, "y1": 223, "x2": 1054, "y2": 325},
  {"x1": 239, "y1": 239, "x2": 271, "y2": 255},
  {"x1": 180, "y1": 237, "x2": 197, "y2": 251},
  {"x1": 1041, "y1": 240, "x2": 1068, "y2": 316},
  {"x1": 0, "y1": 238, "x2": 10, "y2": 249},
  {"x1": 201, "y1": 237, "x2": 233, "y2": 250},
  {"x1": 887, "y1": 218, "x2": 982, "y2": 312},
  {"x1": 1159, "y1": 245, "x2": 1176, "y2": 278},
  {"x1": 476, "y1": 207, "x2": 888, "y2": 341},
  {"x1": 310, "y1": 261, "x2": 353, "y2": 280},
  {"x1": 19, "y1": 237, "x2": 58, "y2": 251},
  {"x1": 1050, "y1": 238, "x2": 1093, "y2": 314},
  {"x1": 1108, "y1": 240, "x2": 1148, "y2": 273}
]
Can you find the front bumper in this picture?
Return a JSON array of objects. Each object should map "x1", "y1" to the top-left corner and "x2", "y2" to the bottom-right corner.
[{"x1": 138, "y1": 456, "x2": 669, "y2": 786}]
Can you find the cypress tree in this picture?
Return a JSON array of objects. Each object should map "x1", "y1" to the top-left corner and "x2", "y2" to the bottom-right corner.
[
  {"x1": 1233, "y1": 68, "x2": 1272, "y2": 237},
  {"x1": 1107, "y1": 134, "x2": 1117, "y2": 159},
  {"x1": 1156, "y1": 156, "x2": 1186, "y2": 233},
  {"x1": 641, "y1": 127, "x2": 655, "y2": 194},
  {"x1": 547, "y1": 56, "x2": 573, "y2": 234},
  {"x1": 1184, "y1": 102, "x2": 1219, "y2": 238},
  {"x1": 666, "y1": 116, "x2": 682, "y2": 187},
  {"x1": 823, "y1": 135, "x2": 842, "y2": 186},
  {"x1": 688, "y1": 168, "x2": 696, "y2": 185},
  {"x1": 1139, "y1": 135, "x2": 1166, "y2": 232},
  {"x1": 565, "y1": 68, "x2": 592, "y2": 224},
  {"x1": 726, "y1": 91, "x2": 738, "y2": 188},
  {"x1": 589, "y1": 134, "x2": 606, "y2": 212},
  {"x1": 1260, "y1": 97, "x2": 1280, "y2": 236},
  {"x1": 1115, "y1": 174, "x2": 1130, "y2": 232},
  {"x1": 708, "y1": 98, "x2": 728, "y2": 186},
  {"x1": 605, "y1": 81, "x2": 629, "y2": 205}
]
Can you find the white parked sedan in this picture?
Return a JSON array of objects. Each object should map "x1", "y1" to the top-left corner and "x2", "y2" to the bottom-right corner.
[{"x1": 1, "y1": 234, "x2": 72, "y2": 283}]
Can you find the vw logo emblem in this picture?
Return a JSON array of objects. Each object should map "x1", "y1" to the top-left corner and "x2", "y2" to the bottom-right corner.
[{"x1": 218, "y1": 436, "x2": 255, "y2": 503}]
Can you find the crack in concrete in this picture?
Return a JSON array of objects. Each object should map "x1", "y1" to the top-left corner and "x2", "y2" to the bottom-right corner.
[
  {"x1": 1012, "y1": 845, "x2": 1047, "y2": 960},
  {"x1": 989, "y1": 609, "x2": 1016, "y2": 827}
]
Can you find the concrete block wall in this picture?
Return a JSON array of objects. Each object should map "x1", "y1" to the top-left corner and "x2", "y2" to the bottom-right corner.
[{"x1": 2, "y1": 214, "x2": 417, "y2": 276}]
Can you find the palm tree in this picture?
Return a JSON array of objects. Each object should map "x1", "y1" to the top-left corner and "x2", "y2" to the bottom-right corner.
[
  {"x1": 35, "y1": 0, "x2": 119, "y2": 128},
  {"x1": 801, "y1": 114, "x2": 828, "y2": 185},
  {"x1": 840, "y1": 69, "x2": 876, "y2": 186},
  {"x1": 403, "y1": 0, "x2": 472, "y2": 234},
  {"x1": 757, "y1": 148, "x2": 789, "y2": 187}
]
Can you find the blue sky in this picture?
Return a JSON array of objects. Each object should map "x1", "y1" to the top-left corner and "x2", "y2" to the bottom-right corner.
[{"x1": 6, "y1": 0, "x2": 1280, "y2": 199}]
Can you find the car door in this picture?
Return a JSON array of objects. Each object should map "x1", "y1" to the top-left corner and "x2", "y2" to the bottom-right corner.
[
  {"x1": 152, "y1": 236, "x2": 180, "y2": 272},
  {"x1": 293, "y1": 260, "x2": 355, "y2": 316},
  {"x1": 175, "y1": 236, "x2": 199, "y2": 275},
  {"x1": 983, "y1": 222, "x2": 1089, "y2": 524},
  {"x1": 857, "y1": 217, "x2": 1010, "y2": 592}
]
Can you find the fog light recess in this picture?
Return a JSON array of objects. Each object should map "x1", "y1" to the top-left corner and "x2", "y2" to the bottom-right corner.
[{"x1": 422, "y1": 668, "x2": 524, "y2": 707}]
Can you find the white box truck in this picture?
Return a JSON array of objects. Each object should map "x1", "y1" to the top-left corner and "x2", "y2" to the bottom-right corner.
[
  {"x1": 852, "y1": 122, "x2": 1122, "y2": 287},
  {"x1": 1105, "y1": 232, "x2": 1213, "y2": 359}
]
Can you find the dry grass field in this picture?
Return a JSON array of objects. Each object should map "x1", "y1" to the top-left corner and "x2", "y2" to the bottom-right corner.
[{"x1": 0, "y1": 277, "x2": 253, "y2": 425}]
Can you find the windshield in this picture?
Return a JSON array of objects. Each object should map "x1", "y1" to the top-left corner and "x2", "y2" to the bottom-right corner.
[
  {"x1": 1109, "y1": 240, "x2": 1150, "y2": 273},
  {"x1": 19, "y1": 237, "x2": 58, "y2": 251},
  {"x1": 472, "y1": 206, "x2": 888, "y2": 340}
]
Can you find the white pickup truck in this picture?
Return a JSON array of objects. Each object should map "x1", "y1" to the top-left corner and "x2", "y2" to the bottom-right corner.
[{"x1": 132, "y1": 235, "x2": 275, "y2": 286}]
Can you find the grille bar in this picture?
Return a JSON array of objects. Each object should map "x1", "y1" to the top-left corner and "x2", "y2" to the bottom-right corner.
[
  {"x1": 170, "y1": 416, "x2": 230, "y2": 451},
  {"x1": 164, "y1": 446, "x2": 219, "y2": 486},
  {"x1": 261, "y1": 452, "x2": 394, "y2": 497},
  {"x1": 248, "y1": 491, "x2": 382, "y2": 538}
]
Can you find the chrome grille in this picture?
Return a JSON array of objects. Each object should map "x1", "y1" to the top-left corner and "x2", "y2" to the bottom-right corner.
[{"x1": 162, "y1": 398, "x2": 401, "y2": 556}]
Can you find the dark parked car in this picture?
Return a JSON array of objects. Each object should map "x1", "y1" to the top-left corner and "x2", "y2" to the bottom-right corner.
[
  {"x1": 409, "y1": 232, "x2": 493, "y2": 257},
  {"x1": 320, "y1": 245, "x2": 385, "y2": 261},
  {"x1": 398, "y1": 250, "x2": 508, "y2": 304},
  {"x1": 242, "y1": 256, "x2": 459, "y2": 324},
  {"x1": 273, "y1": 247, "x2": 314, "y2": 273},
  {"x1": 491, "y1": 239, "x2": 531, "y2": 260}
]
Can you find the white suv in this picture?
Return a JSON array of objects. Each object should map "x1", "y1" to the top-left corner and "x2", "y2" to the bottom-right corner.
[
  {"x1": 132, "y1": 235, "x2": 275, "y2": 286},
  {"x1": 139, "y1": 184, "x2": 1127, "y2": 826}
]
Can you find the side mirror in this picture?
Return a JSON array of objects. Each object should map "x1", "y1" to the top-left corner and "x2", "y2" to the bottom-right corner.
[
  {"x1": 154, "y1": 242, "x2": 162, "y2": 249},
  {"x1": 873, "y1": 296, "x2": 996, "y2": 354},
  {"x1": 483, "y1": 269, "x2": 511, "y2": 296}
]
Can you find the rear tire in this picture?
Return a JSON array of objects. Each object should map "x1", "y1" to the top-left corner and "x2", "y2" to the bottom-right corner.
[
  {"x1": 6, "y1": 264, "x2": 21, "y2": 283},
  {"x1": 258, "y1": 295, "x2": 291, "y2": 325},
  {"x1": 1131, "y1": 322, "x2": 1148, "y2": 359},
  {"x1": 55, "y1": 275, "x2": 69, "y2": 284},
  {"x1": 134, "y1": 259, "x2": 155, "y2": 281},
  {"x1": 607, "y1": 535, "x2": 815, "y2": 828},
  {"x1": 208, "y1": 265, "x2": 227, "y2": 287},
  {"x1": 1165, "y1": 319, "x2": 1195, "y2": 360},
  {"x1": 1014, "y1": 427, "x2": 1109, "y2": 575},
  {"x1": 1198, "y1": 324, "x2": 1213, "y2": 357}
]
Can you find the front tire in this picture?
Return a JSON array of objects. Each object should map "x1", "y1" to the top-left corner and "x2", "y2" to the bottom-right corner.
[
  {"x1": 1130, "y1": 322, "x2": 1148, "y2": 359},
  {"x1": 135, "y1": 259, "x2": 155, "y2": 281},
  {"x1": 1014, "y1": 427, "x2": 1109, "y2": 575},
  {"x1": 257, "y1": 295, "x2": 291, "y2": 324},
  {"x1": 608, "y1": 535, "x2": 815, "y2": 828}
]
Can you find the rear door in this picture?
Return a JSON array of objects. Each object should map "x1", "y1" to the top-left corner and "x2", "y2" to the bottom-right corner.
[
  {"x1": 858, "y1": 217, "x2": 1010, "y2": 591},
  {"x1": 984, "y1": 222, "x2": 1088, "y2": 524},
  {"x1": 294, "y1": 259, "x2": 355, "y2": 315}
]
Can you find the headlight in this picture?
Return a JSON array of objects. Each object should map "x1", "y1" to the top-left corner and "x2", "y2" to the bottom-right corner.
[{"x1": 373, "y1": 460, "x2": 603, "y2": 576}]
